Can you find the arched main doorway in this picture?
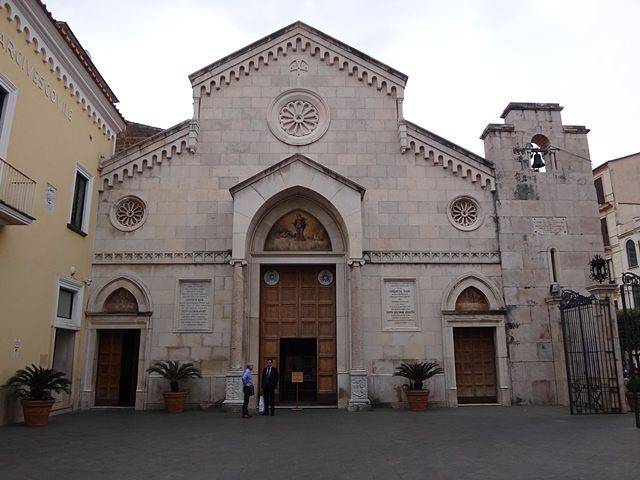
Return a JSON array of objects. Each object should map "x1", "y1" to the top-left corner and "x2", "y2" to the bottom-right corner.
[{"x1": 248, "y1": 193, "x2": 347, "y2": 405}]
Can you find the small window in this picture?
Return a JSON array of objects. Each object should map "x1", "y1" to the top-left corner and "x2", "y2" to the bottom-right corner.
[
  {"x1": 54, "y1": 278, "x2": 83, "y2": 331},
  {"x1": 594, "y1": 177, "x2": 605, "y2": 205},
  {"x1": 626, "y1": 240, "x2": 638, "y2": 268},
  {"x1": 607, "y1": 259, "x2": 614, "y2": 282},
  {"x1": 549, "y1": 248, "x2": 558, "y2": 283},
  {"x1": 601, "y1": 218, "x2": 610, "y2": 247},
  {"x1": 67, "y1": 164, "x2": 93, "y2": 235},
  {"x1": 56, "y1": 288, "x2": 75, "y2": 319}
]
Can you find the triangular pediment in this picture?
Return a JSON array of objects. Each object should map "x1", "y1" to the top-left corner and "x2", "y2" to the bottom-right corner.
[
  {"x1": 189, "y1": 21, "x2": 407, "y2": 97},
  {"x1": 229, "y1": 154, "x2": 366, "y2": 199}
]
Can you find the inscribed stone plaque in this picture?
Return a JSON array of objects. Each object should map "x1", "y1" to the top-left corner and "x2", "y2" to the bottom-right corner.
[
  {"x1": 383, "y1": 279, "x2": 418, "y2": 330},
  {"x1": 176, "y1": 280, "x2": 211, "y2": 331},
  {"x1": 532, "y1": 217, "x2": 567, "y2": 235}
]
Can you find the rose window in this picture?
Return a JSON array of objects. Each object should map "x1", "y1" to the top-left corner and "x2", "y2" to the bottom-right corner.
[
  {"x1": 110, "y1": 196, "x2": 147, "y2": 231},
  {"x1": 449, "y1": 197, "x2": 481, "y2": 230},
  {"x1": 278, "y1": 100, "x2": 319, "y2": 137}
]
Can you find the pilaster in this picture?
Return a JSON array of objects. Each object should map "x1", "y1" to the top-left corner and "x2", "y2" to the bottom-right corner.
[{"x1": 348, "y1": 258, "x2": 370, "y2": 411}]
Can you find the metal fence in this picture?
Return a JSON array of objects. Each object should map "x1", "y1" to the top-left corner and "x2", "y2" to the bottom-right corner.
[
  {"x1": 559, "y1": 289, "x2": 622, "y2": 414},
  {"x1": 0, "y1": 157, "x2": 36, "y2": 218},
  {"x1": 618, "y1": 272, "x2": 640, "y2": 428}
]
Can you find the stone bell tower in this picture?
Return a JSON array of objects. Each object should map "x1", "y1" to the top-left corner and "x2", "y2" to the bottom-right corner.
[{"x1": 481, "y1": 103, "x2": 603, "y2": 405}]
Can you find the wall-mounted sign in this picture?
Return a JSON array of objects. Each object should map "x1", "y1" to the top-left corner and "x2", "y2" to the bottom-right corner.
[
  {"x1": 175, "y1": 280, "x2": 212, "y2": 331},
  {"x1": 383, "y1": 279, "x2": 418, "y2": 330}
]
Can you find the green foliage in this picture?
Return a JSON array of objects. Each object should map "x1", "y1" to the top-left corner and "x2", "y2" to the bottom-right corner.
[
  {"x1": 147, "y1": 360, "x2": 202, "y2": 392},
  {"x1": 6, "y1": 364, "x2": 71, "y2": 401},
  {"x1": 394, "y1": 361, "x2": 443, "y2": 390},
  {"x1": 626, "y1": 375, "x2": 640, "y2": 393}
]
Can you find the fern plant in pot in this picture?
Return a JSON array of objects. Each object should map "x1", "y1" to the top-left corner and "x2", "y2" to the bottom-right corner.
[
  {"x1": 394, "y1": 361, "x2": 443, "y2": 411},
  {"x1": 6, "y1": 365, "x2": 71, "y2": 426},
  {"x1": 147, "y1": 360, "x2": 202, "y2": 413}
]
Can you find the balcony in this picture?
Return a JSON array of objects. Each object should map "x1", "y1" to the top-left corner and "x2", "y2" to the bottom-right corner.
[{"x1": 0, "y1": 157, "x2": 36, "y2": 225}]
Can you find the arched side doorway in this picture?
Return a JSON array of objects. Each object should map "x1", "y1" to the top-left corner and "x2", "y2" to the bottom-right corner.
[
  {"x1": 441, "y1": 274, "x2": 510, "y2": 407},
  {"x1": 82, "y1": 275, "x2": 152, "y2": 410},
  {"x1": 227, "y1": 154, "x2": 367, "y2": 410}
]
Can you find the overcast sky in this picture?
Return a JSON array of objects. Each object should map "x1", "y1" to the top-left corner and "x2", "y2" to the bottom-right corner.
[{"x1": 47, "y1": 0, "x2": 639, "y2": 165}]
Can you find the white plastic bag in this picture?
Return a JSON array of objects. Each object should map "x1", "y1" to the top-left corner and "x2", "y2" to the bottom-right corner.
[{"x1": 258, "y1": 395, "x2": 265, "y2": 414}]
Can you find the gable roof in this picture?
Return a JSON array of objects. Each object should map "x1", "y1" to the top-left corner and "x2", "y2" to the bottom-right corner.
[
  {"x1": 229, "y1": 153, "x2": 366, "y2": 199},
  {"x1": 189, "y1": 21, "x2": 408, "y2": 97}
]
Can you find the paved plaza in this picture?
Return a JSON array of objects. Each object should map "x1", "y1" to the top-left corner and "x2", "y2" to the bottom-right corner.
[{"x1": 0, "y1": 406, "x2": 638, "y2": 479}]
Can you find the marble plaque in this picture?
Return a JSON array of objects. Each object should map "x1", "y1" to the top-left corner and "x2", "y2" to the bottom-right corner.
[
  {"x1": 532, "y1": 217, "x2": 567, "y2": 235},
  {"x1": 176, "y1": 280, "x2": 212, "y2": 331},
  {"x1": 383, "y1": 279, "x2": 418, "y2": 330}
]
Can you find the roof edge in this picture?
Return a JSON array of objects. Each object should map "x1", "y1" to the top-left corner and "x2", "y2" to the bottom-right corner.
[
  {"x1": 189, "y1": 20, "x2": 408, "y2": 85},
  {"x1": 500, "y1": 102, "x2": 563, "y2": 119}
]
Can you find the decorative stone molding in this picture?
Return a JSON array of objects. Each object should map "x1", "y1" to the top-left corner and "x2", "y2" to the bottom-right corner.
[
  {"x1": 109, "y1": 195, "x2": 147, "y2": 232},
  {"x1": 404, "y1": 122, "x2": 495, "y2": 191},
  {"x1": 448, "y1": 195, "x2": 483, "y2": 231},
  {"x1": 267, "y1": 88, "x2": 329, "y2": 146},
  {"x1": 289, "y1": 58, "x2": 308, "y2": 75},
  {"x1": 93, "y1": 250, "x2": 232, "y2": 265},
  {"x1": 190, "y1": 22, "x2": 407, "y2": 98},
  {"x1": 363, "y1": 251, "x2": 500, "y2": 264},
  {"x1": 1, "y1": 1, "x2": 124, "y2": 139},
  {"x1": 99, "y1": 120, "x2": 190, "y2": 191}
]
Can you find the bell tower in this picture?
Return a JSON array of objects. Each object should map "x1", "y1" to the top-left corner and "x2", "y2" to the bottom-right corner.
[{"x1": 481, "y1": 103, "x2": 602, "y2": 405}]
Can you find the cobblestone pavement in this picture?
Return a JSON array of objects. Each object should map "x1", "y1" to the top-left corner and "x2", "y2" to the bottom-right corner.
[{"x1": 0, "y1": 406, "x2": 638, "y2": 480}]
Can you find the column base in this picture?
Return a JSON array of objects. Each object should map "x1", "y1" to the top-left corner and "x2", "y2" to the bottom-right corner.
[
  {"x1": 347, "y1": 370, "x2": 370, "y2": 412},
  {"x1": 222, "y1": 370, "x2": 244, "y2": 412}
]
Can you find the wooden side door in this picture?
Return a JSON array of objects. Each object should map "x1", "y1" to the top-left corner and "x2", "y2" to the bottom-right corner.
[
  {"x1": 95, "y1": 330, "x2": 123, "y2": 406},
  {"x1": 454, "y1": 327, "x2": 498, "y2": 404}
]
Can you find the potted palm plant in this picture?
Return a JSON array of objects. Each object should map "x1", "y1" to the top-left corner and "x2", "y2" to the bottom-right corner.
[
  {"x1": 147, "y1": 360, "x2": 202, "y2": 413},
  {"x1": 6, "y1": 364, "x2": 71, "y2": 426},
  {"x1": 394, "y1": 361, "x2": 443, "y2": 411}
]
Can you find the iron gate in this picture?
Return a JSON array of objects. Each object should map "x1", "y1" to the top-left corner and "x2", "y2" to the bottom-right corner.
[
  {"x1": 559, "y1": 290, "x2": 622, "y2": 414},
  {"x1": 618, "y1": 272, "x2": 640, "y2": 428}
]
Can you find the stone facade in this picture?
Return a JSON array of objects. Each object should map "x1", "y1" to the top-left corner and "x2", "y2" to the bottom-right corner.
[{"x1": 84, "y1": 22, "x2": 610, "y2": 411}]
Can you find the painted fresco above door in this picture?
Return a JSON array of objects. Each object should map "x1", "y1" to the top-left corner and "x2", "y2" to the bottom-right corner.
[{"x1": 264, "y1": 209, "x2": 332, "y2": 252}]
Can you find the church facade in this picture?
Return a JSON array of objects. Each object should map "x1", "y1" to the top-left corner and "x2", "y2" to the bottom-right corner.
[{"x1": 82, "y1": 22, "x2": 605, "y2": 411}]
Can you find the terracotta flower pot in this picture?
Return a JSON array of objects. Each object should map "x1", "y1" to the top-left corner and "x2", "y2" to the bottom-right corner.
[
  {"x1": 626, "y1": 391, "x2": 639, "y2": 412},
  {"x1": 406, "y1": 389, "x2": 429, "y2": 411},
  {"x1": 163, "y1": 391, "x2": 188, "y2": 413},
  {"x1": 21, "y1": 399, "x2": 55, "y2": 426}
]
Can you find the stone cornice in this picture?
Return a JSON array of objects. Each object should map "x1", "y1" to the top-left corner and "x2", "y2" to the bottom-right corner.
[
  {"x1": 93, "y1": 250, "x2": 232, "y2": 265},
  {"x1": 2, "y1": 1, "x2": 125, "y2": 138},
  {"x1": 403, "y1": 122, "x2": 496, "y2": 192},
  {"x1": 363, "y1": 250, "x2": 500, "y2": 264},
  {"x1": 98, "y1": 120, "x2": 191, "y2": 191},
  {"x1": 189, "y1": 22, "x2": 407, "y2": 98}
]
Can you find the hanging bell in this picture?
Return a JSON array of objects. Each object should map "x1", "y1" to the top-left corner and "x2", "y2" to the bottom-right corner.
[{"x1": 531, "y1": 152, "x2": 545, "y2": 170}]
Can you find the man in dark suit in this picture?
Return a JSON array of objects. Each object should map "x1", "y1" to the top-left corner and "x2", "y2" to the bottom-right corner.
[{"x1": 261, "y1": 358, "x2": 278, "y2": 416}]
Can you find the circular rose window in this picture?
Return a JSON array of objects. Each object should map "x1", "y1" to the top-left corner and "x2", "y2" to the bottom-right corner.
[
  {"x1": 447, "y1": 196, "x2": 482, "y2": 231},
  {"x1": 110, "y1": 195, "x2": 147, "y2": 232},
  {"x1": 268, "y1": 89, "x2": 329, "y2": 146}
]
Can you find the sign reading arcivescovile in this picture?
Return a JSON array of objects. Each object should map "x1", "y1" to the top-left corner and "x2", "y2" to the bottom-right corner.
[
  {"x1": 383, "y1": 279, "x2": 418, "y2": 330},
  {"x1": 176, "y1": 280, "x2": 212, "y2": 331}
]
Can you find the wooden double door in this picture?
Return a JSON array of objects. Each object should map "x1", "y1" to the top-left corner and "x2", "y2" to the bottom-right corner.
[
  {"x1": 260, "y1": 265, "x2": 337, "y2": 404},
  {"x1": 454, "y1": 327, "x2": 498, "y2": 404},
  {"x1": 95, "y1": 330, "x2": 140, "y2": 406}
]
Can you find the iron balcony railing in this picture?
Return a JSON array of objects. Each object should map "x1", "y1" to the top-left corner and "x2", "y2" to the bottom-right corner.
[{"x1": 0, "y1": 156, "x2": 36, "y2": 220}]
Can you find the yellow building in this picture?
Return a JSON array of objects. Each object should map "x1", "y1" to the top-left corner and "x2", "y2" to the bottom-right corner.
[{"x1": 0, "y1": 0, "x2": 124, "y2": 424}]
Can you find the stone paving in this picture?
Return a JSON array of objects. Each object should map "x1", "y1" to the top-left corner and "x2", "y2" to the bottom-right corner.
[{"x1": 0, "y1": 406, "x2": 638, "y2": 480}]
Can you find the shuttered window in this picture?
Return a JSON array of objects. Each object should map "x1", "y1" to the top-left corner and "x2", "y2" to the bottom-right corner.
[
  {"x1": 601, "y1": 218, "x2": 610, "y2": 247},
  {"x1": 594, "y1": 177, "x2": 605, "y2": 205}
]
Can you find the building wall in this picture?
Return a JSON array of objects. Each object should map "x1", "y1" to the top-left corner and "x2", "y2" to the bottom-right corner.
[{"x1": 0, "y1": 3, "x2": 120, "y2": 423}]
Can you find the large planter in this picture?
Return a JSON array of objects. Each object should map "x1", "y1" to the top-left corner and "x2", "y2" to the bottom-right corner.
[
  {"x1": 163, "y1": 391, "x2": 188, "y2": 413},
  {"x1": 626, "y1": 391, "x2": 639, "y2": 412},
  {"x1": 21, "y1": 399, "x2": 55, "y2": 426},
  {"x1": 406, "y1": 389, "x2": 430, "y2": 411}
]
